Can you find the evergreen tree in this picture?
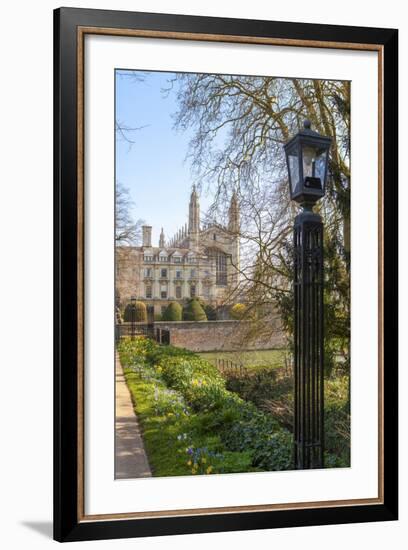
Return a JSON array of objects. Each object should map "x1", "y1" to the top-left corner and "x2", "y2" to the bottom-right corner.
[
  {"x1": 162, "y1": 301, "x2": 183, "y2": 321},
  {"x1": 204, "y1": 303, "x2": 217, "y2": 321},
  {"x1": 124, "y1": 301, "x2": 147, "y2": 322},
  {"x1": 183, "y1": 298, "x2": 207, "y2": 321}
]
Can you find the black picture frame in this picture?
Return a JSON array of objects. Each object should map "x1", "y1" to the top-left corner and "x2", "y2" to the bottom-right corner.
[{"x1": 54, "y1": 7, "x2": 398, "y2": 542}]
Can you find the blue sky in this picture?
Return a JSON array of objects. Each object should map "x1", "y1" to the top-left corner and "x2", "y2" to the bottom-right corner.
[{"x1": 115, "y1": 70, "x2": 211, "y2": 246}]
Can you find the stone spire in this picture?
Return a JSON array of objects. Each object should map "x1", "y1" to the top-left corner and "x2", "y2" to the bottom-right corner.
[
  {"x1": 228, "y1": 191, "x2": 240, "y2": 288},
  {"x1": 188, "y1": 184, "x2": 200, "y2": 235},
  {"x1": 142, "y1": 225, "x2": 152, "y2": 247},
  {"x1": 159, "y1": 227, "x2": 165, "y2": 248},
  {"x1": 228, "y1": 190, "x2": 240, "y2": 233}
]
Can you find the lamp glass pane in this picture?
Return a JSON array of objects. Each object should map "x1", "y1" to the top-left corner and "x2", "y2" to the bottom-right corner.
[
  {"x1": 302, "y1": 145, "x2": 327, "y2": 186},
  {"x1": 288, "y1": 152, "x2": 299, "y2": 193},
  {"x1": 315, "y1": 148, "x2": 328, "y2": 183}
]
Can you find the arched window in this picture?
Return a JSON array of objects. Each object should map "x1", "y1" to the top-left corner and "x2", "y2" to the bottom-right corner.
[
  {"x1": 207, "y1": 248, "x2": 228, "y2": 286},
  {"x1": 216, "y1": 252, "x2": 227, "y2": 285}
]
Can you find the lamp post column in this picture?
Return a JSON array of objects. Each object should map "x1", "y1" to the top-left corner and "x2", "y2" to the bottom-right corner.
[
  {"x1": 293, "y1": 205, "x2": 324, "y2": 469},
  {"x1": 283, "y1": 120, "x2": 331, "y2": 470}
]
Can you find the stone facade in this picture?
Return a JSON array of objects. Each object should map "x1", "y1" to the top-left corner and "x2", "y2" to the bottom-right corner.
[
  {"x1": 115, "y1": 247, "x2": 143, "y2": 309},
  {"x1": 116, "y1": 187, "x2": 241, "y2": 319}
]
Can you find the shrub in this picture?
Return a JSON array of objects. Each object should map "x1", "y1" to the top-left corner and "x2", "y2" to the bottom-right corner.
[
  {"x1": 123, "y1": 301, "x2": 147, "y2": 322},
  {"x1": 230, "y1": 303, "x2": 247, "y2": 320},
  {"x1": 162, "y1": 301, "x2": 182, "y2": 321},
  {"x1": 324, "y1": 376, "x2": 350, "y2": 466},
  {"x1": 204, "y1": 304, "x2": 217, "y2": 321},
  {"x1": 183, "y1": 298, "x2": 207, "y2": 321},
  {"x1": 226, "y1": 370, "x2": 289, "y2": 405},
  {"x1": 251, "y1": 429, "x2": 293, "y2": 471},
  {"x1": 222, "y1": 408, "x2": 280, "y2": 452}
]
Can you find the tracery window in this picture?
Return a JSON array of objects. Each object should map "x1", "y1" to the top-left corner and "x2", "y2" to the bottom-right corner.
[{"x1": 215, "y1": 252, "x2": 227, "y2": 286}]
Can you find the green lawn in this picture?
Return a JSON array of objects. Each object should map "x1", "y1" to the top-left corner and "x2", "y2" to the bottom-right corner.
[{"x1": 198, "y1": 349, "x2": 287, "y2": 370}]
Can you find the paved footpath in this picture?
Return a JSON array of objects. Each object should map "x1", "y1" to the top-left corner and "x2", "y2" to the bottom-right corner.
[{"x1": 115, "y1": 354, "x2": 152, "y2": 479}]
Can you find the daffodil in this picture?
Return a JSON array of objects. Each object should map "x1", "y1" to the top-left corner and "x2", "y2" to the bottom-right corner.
[{"x1": 206, "y1": 466, "x2": 213, "y2": 474}]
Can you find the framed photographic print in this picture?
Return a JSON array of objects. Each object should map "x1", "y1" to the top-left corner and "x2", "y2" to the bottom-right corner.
[{"x1": 54, "y1": 7, "x2": 398, "y2": 542}]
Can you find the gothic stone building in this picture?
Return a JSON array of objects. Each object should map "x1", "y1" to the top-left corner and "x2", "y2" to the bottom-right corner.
[{"x1": 116, "y1": 187, "x2": 240, "y2": 320}]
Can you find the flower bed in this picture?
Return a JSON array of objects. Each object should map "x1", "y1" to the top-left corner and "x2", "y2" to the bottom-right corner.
[{"x1": 118, "y1": 337, "x2": 294, "y2": 476}]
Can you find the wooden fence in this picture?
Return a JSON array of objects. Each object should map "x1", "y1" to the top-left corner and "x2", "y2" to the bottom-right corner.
[
  {"x1": 214, "y1": 353, "x2": 294, "y2": 381},
  {"x1": 214, "y1": 358, "x2": 246, "y2": 377}
]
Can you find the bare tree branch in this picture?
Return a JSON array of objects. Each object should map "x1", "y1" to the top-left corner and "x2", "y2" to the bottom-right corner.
[{"x1": 115, "y1": 182, "x2": 144, "y2": 245}]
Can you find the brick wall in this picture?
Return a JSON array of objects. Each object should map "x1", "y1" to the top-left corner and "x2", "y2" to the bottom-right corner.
[{"x1": 154, "y1": 320, "x2": 285, "y2": 352}]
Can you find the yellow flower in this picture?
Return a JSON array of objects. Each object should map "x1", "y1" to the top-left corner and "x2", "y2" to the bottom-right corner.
[
  {"x1": 206, "y1": 466, "x2": 213, "y2": 474},
  {"x1": 201, "y1": 457, "x2": 206, "y2": 464},
  {"x1": 187, "y1": 460, "x2": 192, "y2": 466},
  {"x1": 192, "y1": 468, "x2": 197, "y2": 474}
]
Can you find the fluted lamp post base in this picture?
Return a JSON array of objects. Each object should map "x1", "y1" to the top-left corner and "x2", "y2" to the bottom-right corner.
[{"x1": 293, "y1": 205, "x2": 324, "y2": 469}]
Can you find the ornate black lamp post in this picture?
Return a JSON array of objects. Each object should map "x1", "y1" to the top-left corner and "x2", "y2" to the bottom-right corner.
[
  {"x1": 130, "y1": 295, "x2": 136, "y2": 340},
  {"x1": 284, "y1": 120, "x2": 331, "y2": 469}
]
